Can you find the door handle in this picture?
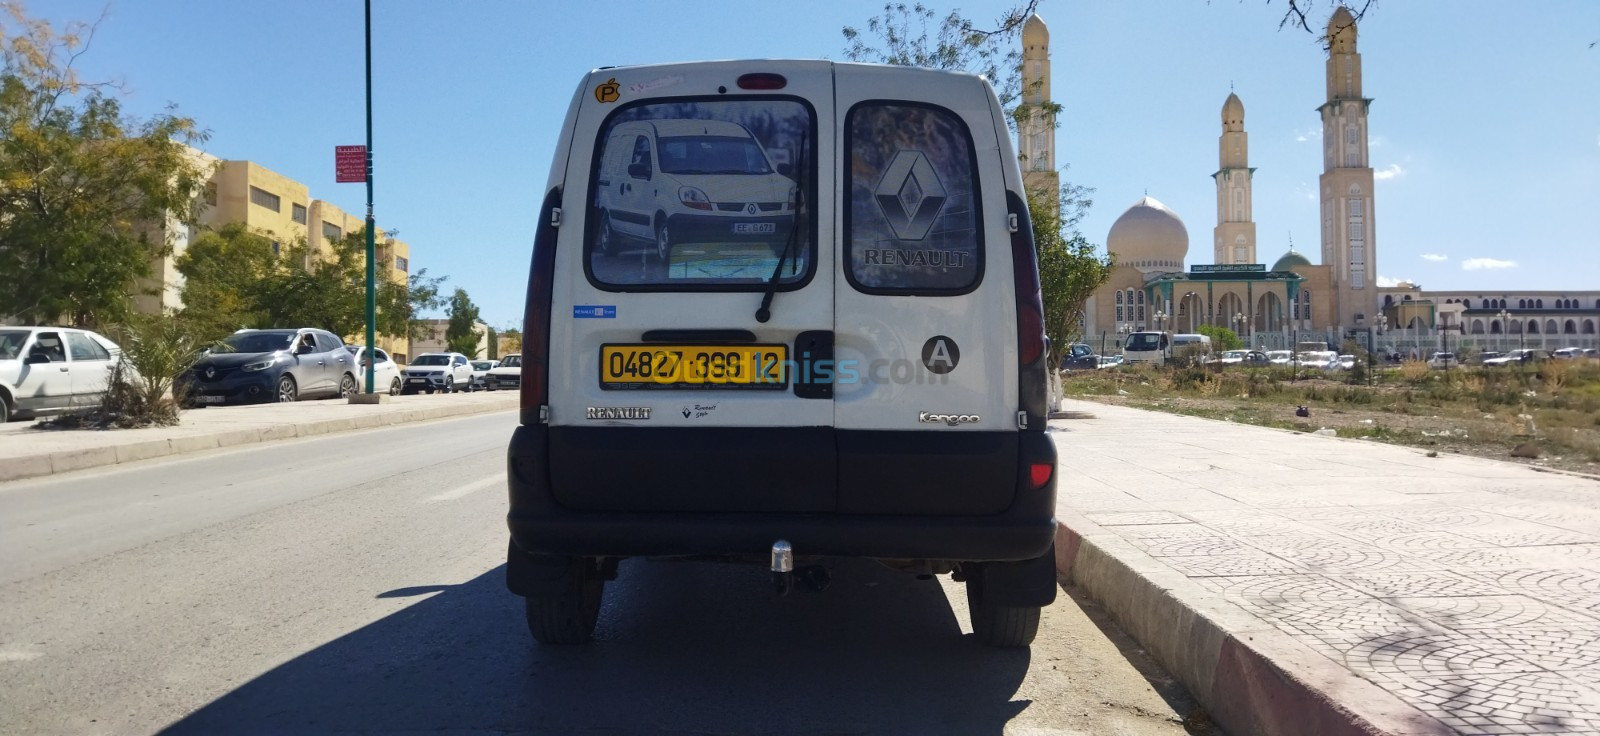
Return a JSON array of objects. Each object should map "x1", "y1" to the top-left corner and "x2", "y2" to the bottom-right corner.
[
  {"x1": 318, "y1": 360, "x2": 326, "y2": 366},
  {"x1": 59, "y1": 366, "x2": 69, "y2": 372}
]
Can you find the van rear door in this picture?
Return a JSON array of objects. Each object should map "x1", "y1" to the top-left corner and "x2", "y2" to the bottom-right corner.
[
  {"x1": 546, "y1": 62, "x2": 838, "y2": 514},
  {"x1": 831, "y1": 66, "x2": 1020, "y2": 515}
]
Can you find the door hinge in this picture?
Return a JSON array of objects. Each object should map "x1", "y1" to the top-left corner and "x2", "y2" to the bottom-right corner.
[
  {"x1": 550, "y1": 207, "x2": 562, "y2": 228},
  {"x1": 1016, "y1": 410, "x2": 1029, "y2": 429},
  {"x1": 539, "y1": 405, "x2": 550, "y2": 424},
  {"x1": 1007, "y1": 213, "x2": 1019, "y2": 233}
]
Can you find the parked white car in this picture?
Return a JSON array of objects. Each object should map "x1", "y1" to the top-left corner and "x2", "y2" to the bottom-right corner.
[
  {"x1": 345, "y1": 346, "x2": 403, "y2": 395},
  {"x1": 485, "y1": 353, "x2": 522, "y2": 391},
  {"x1": 1215, "y1": 350, "x2": 1249, "y2": 365},
  {"x1": 401, "y1": 352, "x2": 472, "y2": 394},
  {"x1": 1299, "y1": 351, "x2": 1339, "y2": 370},
  {"x1": 467, "y1": 360, "x2": 499, "y2": 391},
  {"x1": 1484, "y1": 349, "x2": 1542, "y2": 367},
  {"x1": 0, "y1": 326, "x2": 125, "y2": 422},
  {"x1": 1338, "y1": 354, "x2": 1356, "y2": 370},
  {"x1": 1552, "y1": 347, "x2": 1584, "y2": 360},
  {"x1": 1266, "y1": 350, "x2": 1294, "y2": 366},
  {"x1": 1426, "y1": 352, "x2": 1458, "y2": 369}
]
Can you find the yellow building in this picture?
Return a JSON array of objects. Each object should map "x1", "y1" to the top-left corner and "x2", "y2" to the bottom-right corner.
[{"x1": 134, "y1": 149, "x2": 415, "y2": 359}]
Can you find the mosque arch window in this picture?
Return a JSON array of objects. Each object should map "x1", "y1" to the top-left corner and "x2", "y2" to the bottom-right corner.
[
  {"x1": 1115, "y1": 291, "x2": 1124, "y2": 322},
  {"x1": 1490, "y1": 321, "x2": 1503, "y2": 335},
  {"x1": 1509, "y1": 321, "x2": 1523, "y2": 335},
  {"x1": 1536, "y1": 299, "x2": 1544, "y2": 308},
  {"x1": 1462, "y1": 299, "x2": 1472, "y2": 308},
  {"x1": 1471, "y1": 319, "x2": 1485, "y2": 335},
  {"x1": 1528, "y1": 320, "x2": 1540, "y2": 335},
  {"x1": 1595, "y1": 300, "x2": 1600, "y2": 309},
  {"x1": 1545, "y1": 319, "x2": 1558, "y2": 334},
  {"x1": 1583, "y1": 320, "x2": 1595, "y2": 335},
  {"x1": 1136, "y1": 290, "x2": 1146, "y2": 322},
  {"x1": 1564, "y1": 320, "x2": 1577, "y2": 335},
  {"x1": 1519, "y1": 299, "x2": 1527, "y2": 309}
]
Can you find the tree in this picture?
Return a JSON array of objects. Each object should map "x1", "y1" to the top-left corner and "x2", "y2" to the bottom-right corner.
[
  {"x1": 500, "y1": 327, "x2": 522, "y2": 354},
  {"x1": 1196, "y1": 325, "x2": 1244, "y2": 351},
  {"x1": 0, "y1": 4, "x2": 210, "y2": 326},
  {"x1": 175, "y1": 222, "x2": 277, "y2": 336},
  {"x1": 1029, "y1": 183, "x2": 1113, "y2": 351},
  {"x1": 445, "y1": 288, "x2": 482, "y2": 358},
  {"x1": 486, "y1": 327, "x2": 498, "y2": 360},
  {"x1": 377, "y1": 267, "x2": 448, "y2": 345}
]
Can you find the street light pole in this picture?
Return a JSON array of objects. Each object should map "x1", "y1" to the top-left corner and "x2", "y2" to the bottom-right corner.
[{"x1": 362, "y1": 0, "x2": 377, "y2": 395}]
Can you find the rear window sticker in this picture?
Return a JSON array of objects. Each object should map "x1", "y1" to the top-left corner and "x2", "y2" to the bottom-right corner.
[{"x1": 573, "y1": 305, "x2": 617, "y2": 318}]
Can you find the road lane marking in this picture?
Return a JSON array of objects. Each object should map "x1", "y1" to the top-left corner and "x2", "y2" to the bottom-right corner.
[
  {"x1": 426, "y1": 473, "x2": 505, "y2": 502},
  {"x1": 0, "y1": 651, "x2": 43, "y2": 662}
]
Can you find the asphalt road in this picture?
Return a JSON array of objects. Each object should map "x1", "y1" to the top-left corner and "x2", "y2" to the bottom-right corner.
[{"x1": 0, "y1": 411, "x2": 1211, "y2": 735}]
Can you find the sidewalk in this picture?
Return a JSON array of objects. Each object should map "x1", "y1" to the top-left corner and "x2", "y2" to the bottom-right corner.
[
  {"x1": 0, "y1": 391, "x2": 518, "y2": 483},
  {"x1": 1050, "y1": 399, "x2": 1600, "y2": 736}
]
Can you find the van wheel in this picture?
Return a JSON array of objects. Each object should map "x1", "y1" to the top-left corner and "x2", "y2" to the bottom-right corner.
[
  {"x1": 654, "y1": 221, "x2": 672, "y2": 262},
  {"x1": 966, "y1": 577, "x2": 1041, "y2": 647},
  {"x1": 525, "y1": 559, "x2": 605, "y2": 645},
  {"x1": 0, "y1": 395, "x2": 10, "y2": 423},
  {"x1": 597, "y1": 211, "x2": 617, "y2": 255}
]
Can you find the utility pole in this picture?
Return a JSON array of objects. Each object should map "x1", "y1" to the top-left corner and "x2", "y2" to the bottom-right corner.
[{"x1": 362, "y1": 0, "x2": 376, "y2": 395}]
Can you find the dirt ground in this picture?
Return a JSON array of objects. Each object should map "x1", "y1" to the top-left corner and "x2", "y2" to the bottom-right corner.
[{"x1": 1063, "y1": 366, "x2": 1600, "y2": 477}]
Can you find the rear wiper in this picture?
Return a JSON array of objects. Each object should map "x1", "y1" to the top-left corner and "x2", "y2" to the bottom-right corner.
[{"x1": 755, "y1": 133, "x2": 806, "y2": 324}]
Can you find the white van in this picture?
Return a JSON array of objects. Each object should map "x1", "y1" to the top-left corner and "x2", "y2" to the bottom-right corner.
[
  {"x1": 594, "y1": 119, "x2": 798, "y2": 262},
  {"x1": 507, "y1": 61, "x2": 1058, "y2": 647}
]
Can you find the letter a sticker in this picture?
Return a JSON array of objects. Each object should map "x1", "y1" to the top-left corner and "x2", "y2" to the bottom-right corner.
[{"x1": 921, "y1": 335, "x2": 960, "y2": 375}]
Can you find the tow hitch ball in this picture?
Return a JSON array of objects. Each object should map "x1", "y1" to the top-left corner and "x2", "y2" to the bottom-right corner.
[
  {"x1": 772, "y1": 540, "x2": 794, "y2": 595},
  {"x1": 771, "y1": 540, "x2": 830, "y2": 595}
]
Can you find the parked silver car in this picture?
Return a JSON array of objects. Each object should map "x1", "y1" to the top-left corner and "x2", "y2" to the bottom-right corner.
[
  {"x1": 401, "y1": 352, "x2": 472, "y2": 394},
  {"x1": 184, "y1": 329, "x2": 357, "y2": 405},
  {"x1": 0, "y1": 326, "x2": 125, "y2": 422}
]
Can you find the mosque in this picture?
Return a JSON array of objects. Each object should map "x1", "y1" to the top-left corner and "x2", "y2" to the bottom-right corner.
[{"x1": 1023, "y1": 8, "x2": 1600, "y2": 353}]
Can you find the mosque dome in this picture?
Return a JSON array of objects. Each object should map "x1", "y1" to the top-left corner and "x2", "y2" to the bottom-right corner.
[
  {"x1": 1272, "y1": 248, "x2": 1312, "y2": 273},
  {"x1": 1106, "y1": 196, "x2": 1188, "y2": 273},
  {"x1": 1222, "y1": 92, "x2": 1244, "y2": 122},
  {"x1": 1023, "y1": 14, "x2": 1048, "y2": 46},
  {"x1": 1327, "y1": 6, "x2": 1357, "y2": 51}
]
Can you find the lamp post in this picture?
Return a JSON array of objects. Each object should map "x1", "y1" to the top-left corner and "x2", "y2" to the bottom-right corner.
[
  {"x1": 1232, "y1": 312, "x2": 1246, "y2": 348},
  {"x1": 1117, "y1": 324, "x2": 1131, "y2": 356},
  {"x1": 361, "y1": 0, "x2": 376, "y2": 395},
  {"x1": 1154, "y1": 310, "x2": 1169, "y2": 333},
  {"x1": 1496, "y1": 309, "x2": 1514, "y2": 351}
]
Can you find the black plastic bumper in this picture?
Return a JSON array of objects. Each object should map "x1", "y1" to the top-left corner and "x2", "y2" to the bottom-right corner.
[{"x1": 505, "y1": 423, "x2": 1058, "y2": 562}]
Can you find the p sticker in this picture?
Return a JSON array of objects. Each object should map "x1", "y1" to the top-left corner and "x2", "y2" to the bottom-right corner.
[
  {"x1": 594, "y1": 78, "x2": 620, "y2": 103},
  {"x1": 573, "y1": 305, "x2": 616, "y2": 318},
  {"x1": 922, "y1": 335, "x2": 960, "y2": 374}
]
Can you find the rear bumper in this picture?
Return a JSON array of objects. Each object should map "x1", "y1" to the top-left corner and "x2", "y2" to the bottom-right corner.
[{"x1": 505, "y1": 424, "x2": 1058, "y2": 562}]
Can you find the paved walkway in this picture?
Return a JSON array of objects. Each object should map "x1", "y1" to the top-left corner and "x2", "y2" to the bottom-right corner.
[{"x1": 1052, "y1": 399, "x2": 1600, "y2": 735}]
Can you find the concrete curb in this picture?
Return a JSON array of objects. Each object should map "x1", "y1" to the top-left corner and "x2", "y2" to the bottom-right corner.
[
  {"x1": 1054, "y1": 510, "x2": 1451, "y2": 736},
  {"x1": 2, "y1": 399, "x2": 515, "y2": 484}
]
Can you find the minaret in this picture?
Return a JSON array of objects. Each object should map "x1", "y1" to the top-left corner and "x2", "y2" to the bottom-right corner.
[
  {"x1": 1020, "y1": 14, "x2": 1057, "y2": 208},
  {"x1": 1212, "y1": 92, "x2": 1257, "y2": 265},
  {"x1": 1317, "y1": 6, "x2": 1377, "y2": 329}
]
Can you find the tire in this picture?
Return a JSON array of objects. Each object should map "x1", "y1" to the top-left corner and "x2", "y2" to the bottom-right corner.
[
  {"x1": 274, "y1": 375, "x2": 298, "y2": 403},
  {"x1": 524, "y1": 559, "x2": 605, "y2": 645},
  {"x1": 654, "y1": 219, "x2": 672, "y2": 262},
  {"x1": 486, "y1": 379, "x2": 496, "y2": 392},
  {"x1": 444, "y1": 376, "x2": 455, "y2": 394},
  {"x1": 389, "y1": 377, "x2": 402, "y2": 396},
  {"x1": 338, "y1": 373, "x2": 357, "y2": 399},
  {"x1": 966, "y1": 575, "x2": 1042, "y2": 648},
  {"x1": 0, "y1": 395, "x2": 10, "y2": 423}
]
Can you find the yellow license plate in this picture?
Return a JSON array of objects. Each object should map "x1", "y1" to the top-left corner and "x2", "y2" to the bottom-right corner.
[{"x1": 600, "y1": 344, "x2": 788, "y2": 389}]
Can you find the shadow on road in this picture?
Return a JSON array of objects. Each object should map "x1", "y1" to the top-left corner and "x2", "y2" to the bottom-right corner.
[{"x1": 163, "y1": 559, "x2": 1030, "y2": 735}]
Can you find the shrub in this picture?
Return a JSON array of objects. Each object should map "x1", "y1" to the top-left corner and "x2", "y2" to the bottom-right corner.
[{"x1": 44, "y1": 314, "x2": 215, "y2": 429}]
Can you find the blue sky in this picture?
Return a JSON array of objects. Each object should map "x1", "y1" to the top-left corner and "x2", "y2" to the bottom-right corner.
[{"x1": 31, "y1": 0, "x2": 1600, "y2": 328}]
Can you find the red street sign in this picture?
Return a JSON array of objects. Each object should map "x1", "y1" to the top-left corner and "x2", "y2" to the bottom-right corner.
[{"x1": 336, "y1": 145, "x2": 367, "y2": 183}]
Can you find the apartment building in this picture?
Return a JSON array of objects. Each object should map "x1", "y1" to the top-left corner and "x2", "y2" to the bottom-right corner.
[{"x1": 133, "y1": 148, "x2": 414, "y2": 359}]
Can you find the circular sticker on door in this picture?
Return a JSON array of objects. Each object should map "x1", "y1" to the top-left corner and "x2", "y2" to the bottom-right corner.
[{"x1": 921, "y1": 335, "x2": 960, "y2": 374}]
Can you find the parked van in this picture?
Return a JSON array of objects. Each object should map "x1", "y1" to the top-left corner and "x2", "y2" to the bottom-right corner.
[
  {"x1": 507, "y1": 61, "x2": 1058, "y2": 647},
  {"x1": 594, "y1": 119, "x2": 798, "y2": 263},
  {"x1": 1170, "y1": 333, "x2": 1212, "y2": 362}
]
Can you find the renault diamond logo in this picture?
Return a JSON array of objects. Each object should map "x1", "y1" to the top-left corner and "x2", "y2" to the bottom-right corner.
[
  {"x1": 745, "y1": 202, "x2": 758, "y2": 215},
  {"x1": 874, "y1": 151, "x2": 946, "y2": 241},
  {"x1": 204, "y1": 366, "x2": 215, "y2": 380}
]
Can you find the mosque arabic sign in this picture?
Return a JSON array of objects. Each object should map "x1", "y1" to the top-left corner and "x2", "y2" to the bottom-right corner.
[{"x1": 1192, "y1": 264, "x2": 1266, "y2": 273}]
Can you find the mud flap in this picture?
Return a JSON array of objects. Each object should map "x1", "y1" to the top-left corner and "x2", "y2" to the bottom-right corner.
[{"x1": 972, "y1": 544, "x2": 1058, "y2": 607}]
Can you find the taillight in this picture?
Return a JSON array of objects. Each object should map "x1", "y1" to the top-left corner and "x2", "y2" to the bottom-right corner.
[
  {"x1": 736, "y1": 73, "x2": 787, "y2": 90},
  {"x1": 1009, "y1": 193, "x2": 1045, "y2": 366},
  {"x1": 1028, "y1": 462, "x2": 1054, "y2": 490},
  {"x1": 520, "y1": 187, "x2": 562, "y2": 423}
]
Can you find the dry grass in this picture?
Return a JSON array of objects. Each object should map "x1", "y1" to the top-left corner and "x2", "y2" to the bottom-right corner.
[{"x1": 1064, "y1": 361, "x2": 1600, "y2": 473}]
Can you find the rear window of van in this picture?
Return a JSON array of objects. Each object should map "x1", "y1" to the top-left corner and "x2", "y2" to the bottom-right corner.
[
  {"x1": 585, "y1": 97, "x2": 816, "y2": 291},
  {"x1": 844, "y1": 101, "x2": 982, "y2": 295}
]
